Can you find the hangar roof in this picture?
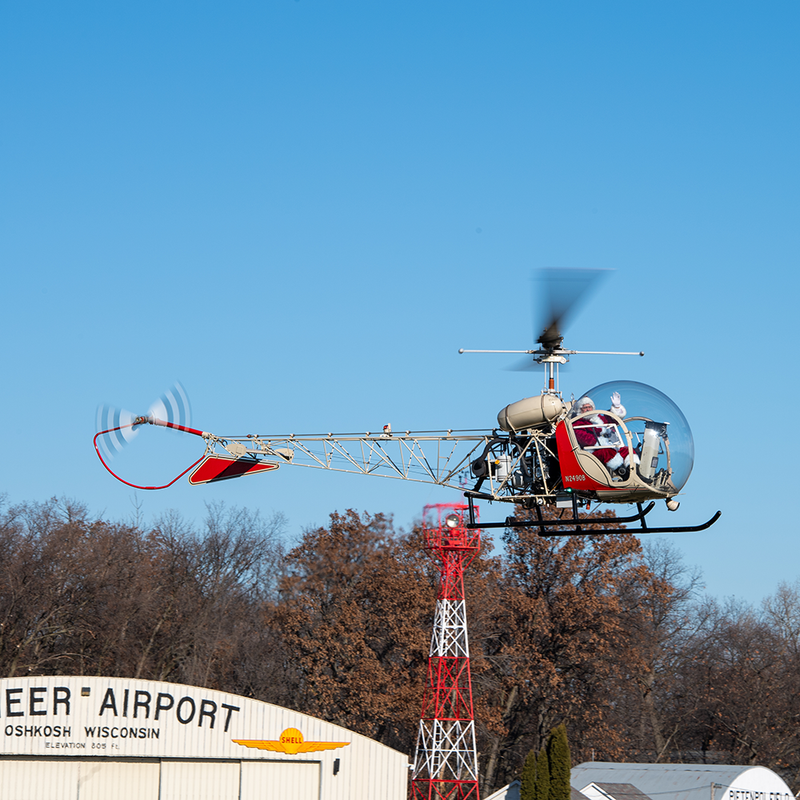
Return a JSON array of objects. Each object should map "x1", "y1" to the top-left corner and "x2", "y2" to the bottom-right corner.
[{"x1": 572, "y1": 763, "x2": 792, "y2": 800}]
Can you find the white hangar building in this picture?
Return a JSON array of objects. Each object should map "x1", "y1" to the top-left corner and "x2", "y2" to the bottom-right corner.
[
  {"x1": 571, "y1": 762, "x2": 794, "y2": 800},
  {"x1": 0, "y1": 676, "x2": 408, "y2": 800},
  {"x1": 488, "y1": 762, "x2": 795, "y2": 800}
]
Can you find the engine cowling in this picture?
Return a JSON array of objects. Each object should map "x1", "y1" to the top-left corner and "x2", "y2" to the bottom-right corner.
[{"x1": 497, "y1": 393, "x2": 565, "y2": 432}]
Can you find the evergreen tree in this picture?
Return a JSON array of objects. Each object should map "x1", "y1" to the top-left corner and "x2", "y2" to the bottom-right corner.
[
  {"x1": 547, "y1": 724, "x2": 571, "y2": 800},
  {"x1": 520, "y1": 748, "x2": 537, "y2": 800},
  {"x1": 535, "y1": 747, "x2": 551, "y2": 800}
]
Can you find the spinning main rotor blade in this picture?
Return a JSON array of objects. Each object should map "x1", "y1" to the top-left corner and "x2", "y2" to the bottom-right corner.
[{"x1": 535, "y1": 268, "x2": 609, "y2": 351}]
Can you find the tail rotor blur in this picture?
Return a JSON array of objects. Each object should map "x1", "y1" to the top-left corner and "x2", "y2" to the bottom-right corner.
[
  {"x1": 95, "y1": 382, "x2": 191, "y2": 460},
  {"x1": 148, "y1": 383, "x2": 192, "y2": 428},
  {"x1": 94, "y1": 405, "x2": 139, "y2": 460}
]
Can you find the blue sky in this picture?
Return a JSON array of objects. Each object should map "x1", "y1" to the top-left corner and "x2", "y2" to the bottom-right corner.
[{"x1": 2, "y1": 1, "x2": 798, "y2": 606}]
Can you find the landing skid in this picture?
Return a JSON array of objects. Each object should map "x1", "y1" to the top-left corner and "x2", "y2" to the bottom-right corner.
[{"x1": 465, "y1": 494, "x2": 721, "y2": 536}]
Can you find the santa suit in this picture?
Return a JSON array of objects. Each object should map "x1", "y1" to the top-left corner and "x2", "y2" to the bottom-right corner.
[{"x1": 573, "y1": 412, "x2": 632, "y2": 471}]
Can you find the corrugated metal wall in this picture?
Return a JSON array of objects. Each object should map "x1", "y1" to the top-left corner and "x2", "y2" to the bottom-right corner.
[
  {"x1": 159, "y1": 760, "x2": 240, "y2": 799},
  {"x1": 78, "y1": 759, "x2": 160, "y2": 799},
  {"x1": 241, "y1": 761, "x2": 319, "y2": 799},
  {"x1": 0, "y1": 759, "x2": 161, "y2": 800},
  {"x1": 1, "y1": 758, "x2": 81, "y2": 800},
  {"x1": 0, "y1": 758, "x2": 322, "y2": 800}
]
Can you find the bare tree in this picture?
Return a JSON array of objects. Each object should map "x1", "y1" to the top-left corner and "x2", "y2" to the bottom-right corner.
[
  {"x1": 270, "y1": 509, "x2": 434, "y2": 752},
  {"x1": 0, "y1": 498, "x2": 288, "y2": 701},
  {"x1": 480, "y1": 507, "x2": 652, "y2": 791},
  {"x1": 613, "y1": 538, "x2": 704, "y2": 760}
]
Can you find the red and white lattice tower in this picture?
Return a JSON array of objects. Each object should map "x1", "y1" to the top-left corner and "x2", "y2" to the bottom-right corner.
[{"x1": 411, "y1": 503, "x2": 481, "y2": 800}]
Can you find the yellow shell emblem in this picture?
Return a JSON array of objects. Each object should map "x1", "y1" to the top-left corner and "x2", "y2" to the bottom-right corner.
[{"x1": 234, "y1": 727, "x2": 350, "y2": 755}]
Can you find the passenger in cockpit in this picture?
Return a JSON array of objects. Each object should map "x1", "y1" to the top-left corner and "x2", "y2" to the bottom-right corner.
[{"x1": 573, "y1": 393, "x2": 637, "y2": 480}]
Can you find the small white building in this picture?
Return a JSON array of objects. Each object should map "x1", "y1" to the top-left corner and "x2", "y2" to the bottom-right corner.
[
  {"x1": 0, "y1": 676, "x2": 409, "y2": 800},
  {"x1": 485, "y1": 779, "x2": 520, "y2": 800}
]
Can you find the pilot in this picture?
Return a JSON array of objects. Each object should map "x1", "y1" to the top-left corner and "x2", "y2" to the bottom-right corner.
[{"x1": 573, "y1": 393, "x2": 637, "y2": 479}]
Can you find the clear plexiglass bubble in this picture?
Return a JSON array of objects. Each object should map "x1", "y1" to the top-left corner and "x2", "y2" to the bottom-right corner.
[{"x1": 573, "y1": 380, "x2": 695, "y2": 491}]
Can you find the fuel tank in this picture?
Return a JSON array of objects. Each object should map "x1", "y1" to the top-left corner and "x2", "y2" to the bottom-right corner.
[{"x1": 497, "y1": 393, "x2": 566, "y2": 432}]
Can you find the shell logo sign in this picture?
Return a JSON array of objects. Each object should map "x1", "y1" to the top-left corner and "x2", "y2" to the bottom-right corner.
[{"x1": 233, "y1": 727, "x2": 350, "y2": 755}]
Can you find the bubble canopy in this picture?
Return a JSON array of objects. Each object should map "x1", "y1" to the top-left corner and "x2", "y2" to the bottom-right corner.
[{"x1": 574, "y1": 380, "x2": 695, "y2": 492}]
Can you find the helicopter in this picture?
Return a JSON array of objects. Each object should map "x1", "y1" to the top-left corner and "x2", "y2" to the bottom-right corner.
[{"x1": 94, "y1": 271, "x2": 721, "y2": 536}]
